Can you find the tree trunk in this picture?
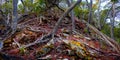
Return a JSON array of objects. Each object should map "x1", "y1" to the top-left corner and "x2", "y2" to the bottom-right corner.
[
  {"x1": 0, "y1": 0, "x2": 2, "y2": 5},
  {"x1": 97, "y1": 0, "x2": 101, "y2": 30},
  {"x1": 20, "y1": 0, "x2": 27, "y2": 13},
  {"x1": 86, "y1": 0, "x2": 93, "y2": 33},
  {"x1": 30, "y1": 0, "x2": 33, "y2": 11},
  {"x1": 66, "y1": 0, "x2": 75, "y2": 32},
  {"x1": 110, "y1": 3, "x2": 115, "y2": 40},
  {"x1": 12, "y1": 0, "x2": 18, "y2": 33}
]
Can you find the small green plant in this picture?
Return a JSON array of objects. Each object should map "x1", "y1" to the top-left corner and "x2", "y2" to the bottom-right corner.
[
  {"x1": 19, "y1": 46, "x2": 26, "y2": 54},
  {"x1": 32, "y1": 0, "x2": 46, "y2": 15},
  {"x1": 1, "y1": 1, "x2": 12, "y2": 15}
]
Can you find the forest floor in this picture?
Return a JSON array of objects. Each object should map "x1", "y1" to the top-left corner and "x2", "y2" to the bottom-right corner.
[{"x1": 0, "y1": 10, "x2": 120, "y2": 60}]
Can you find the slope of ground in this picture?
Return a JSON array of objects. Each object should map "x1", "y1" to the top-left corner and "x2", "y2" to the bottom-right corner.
[{"x1": 0, "y1": 10, "x2": 120, "y2": 60}]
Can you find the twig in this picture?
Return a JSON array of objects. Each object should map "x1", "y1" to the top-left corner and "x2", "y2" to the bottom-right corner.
[
  {"x1": 18, "y1": 17, "x2": 38, "y2": 26},
  {"x1": 26, "y1": 26, "x2": 47, "y2": 33},
  {"x1": 13, "y1": 39, "x2": 21, "y2": 48},
  {"x1": 20, "y1": 33, "x2": 52, "y2": 48}
]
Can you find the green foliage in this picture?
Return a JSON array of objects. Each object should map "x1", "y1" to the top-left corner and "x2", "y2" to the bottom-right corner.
[
  {"x1": 116, "y1": 38, "x2": 120, "y2": 43},
  {"x1": 18, "y1": 0, "x2": 34, "y2": 13},
  {"x1": 24, "y1": 0, "x2": 34, "y2": 10},
  {"x1": 100, "y1": 9, "x2": 109, "y2": 25},
  {"x1": 74, "y1": 6, "x2": 81, "y2": 17},
  {"x1": 114, "y1": 28, "x2": 120, "y2": 43},
  {"x1": 101, "y1": 24, "x2": 111, "y2": 37},
  {"x1": 18, "y1": 4, "x2": 24, "y2": 13},
  {"x1": 20, "y1": 47, "x2": 26, "y2": 54},
  {"x1": 101, "y1": 24, "x2": 120, "y2": 43},
  {"x1": 0, "y1": 0, "x2": 120, "y2": 44},
  {"x1": 1, "y1": 1, "x2": 12, "y2": 14},
  {"x1": 32, "y1": 0, "x2": 46, "y2": 14},
  {"x1": 111, "y1": 0, "x2": 118, "y2": 3},
  {"x1": 74, "y1": 5, "x2": 89, "y2": 19},
  {"x1": 18, "y1": 0, "x2": 46, "y2": 15},
  {"x1": 100, "y1": 8, "x2": 120, "y2": 43}
]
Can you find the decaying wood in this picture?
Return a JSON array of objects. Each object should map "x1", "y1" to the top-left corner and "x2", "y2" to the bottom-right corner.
[{"x1": 75, "y1": 18, "x2": 120, "y2": 53}]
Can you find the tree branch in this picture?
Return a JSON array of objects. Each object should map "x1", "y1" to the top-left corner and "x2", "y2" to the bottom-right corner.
[{"x1": 51, "y1": 0, "x2": 82, "y2": 37}]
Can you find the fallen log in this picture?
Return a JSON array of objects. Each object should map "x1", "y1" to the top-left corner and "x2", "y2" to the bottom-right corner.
[{"x1": 75, "y1": 17, "x2": 120, "y2": 53}]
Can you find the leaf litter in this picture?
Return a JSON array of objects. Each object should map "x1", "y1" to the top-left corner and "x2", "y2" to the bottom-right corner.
[{"x1": 0, "y1": 10, "x2": 120, "y2": 60}]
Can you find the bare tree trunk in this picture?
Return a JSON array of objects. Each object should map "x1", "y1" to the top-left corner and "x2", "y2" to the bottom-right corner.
[
  {"x1": 30, "y1": 0, "x2": 33, "y2": 11},
  {"x1": 52, "y1": 0, "x2": 82, "y2": 37},
  {"x1": 110, "y1": 3, "x2": 115, "y2": 40},
  {"x1": 86, "y1": 0, "x2": 92, "y2": 33},
  {"x1": 0, "y1": 0, "x2": 2, "y2": 5},
  {"x1": 97, "y1": 0, "x2": 101, "y2": 30},
  {"x1": 66, "y1": 0, "x2": 75, "y2": 32},
  {"x1": 20, "y1": 0, "x2": 26, "y2": 13},
  {"x1": 0, "y1": 0, "x2": 2, "y2": 13},
  {"x1": 5, "y1": 0, "x2": 11, "y2": 26},
  {"x1": 12, "y1": 0, "x2": 18, "y2": 33}
]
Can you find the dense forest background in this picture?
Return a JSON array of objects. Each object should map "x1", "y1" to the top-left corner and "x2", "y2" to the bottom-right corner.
[
  {"x1": 0, "y1": 0, "x2": 120, "y2": 42},
  {"x1": 0, "y1": 0, "x2": 120, "y2": 60}
]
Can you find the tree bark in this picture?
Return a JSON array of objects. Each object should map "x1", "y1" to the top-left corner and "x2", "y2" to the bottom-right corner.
[
  {"x1": 97, "y1": 0, "x2": 101, "y2": 30},
  {"x1": 20, "y1": 0, "x2": 27, "y2": 13},
  {"x1": 110, "y1": 3, "x2": 115, "y2": 40},
  {"x1": 0, "y1": 0, "x2": 2, "y2": 5},
  {"x1": 12, "y1": 0, "x2": 18, "y2": 33},
  {"x1": 30, "y1": 0, "x2": 33, "y2": 11},
  {"x1": 86, "y1": 0, "x2": 93, "y2": 33},
  {"x1": 66, "y1": 0, "x2": 75, "y2": 32}
]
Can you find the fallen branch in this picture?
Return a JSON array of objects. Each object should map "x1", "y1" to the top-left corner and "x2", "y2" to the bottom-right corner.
[
  {"x1": 75, "y1": 17, "x2": 120, "y2": 53},
  {"x1": 20, "y1": 33, "x2": 52, "y2": 48},
  {"x1": 85, "y1": 44, "x2": 120, "y2": 57}
]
